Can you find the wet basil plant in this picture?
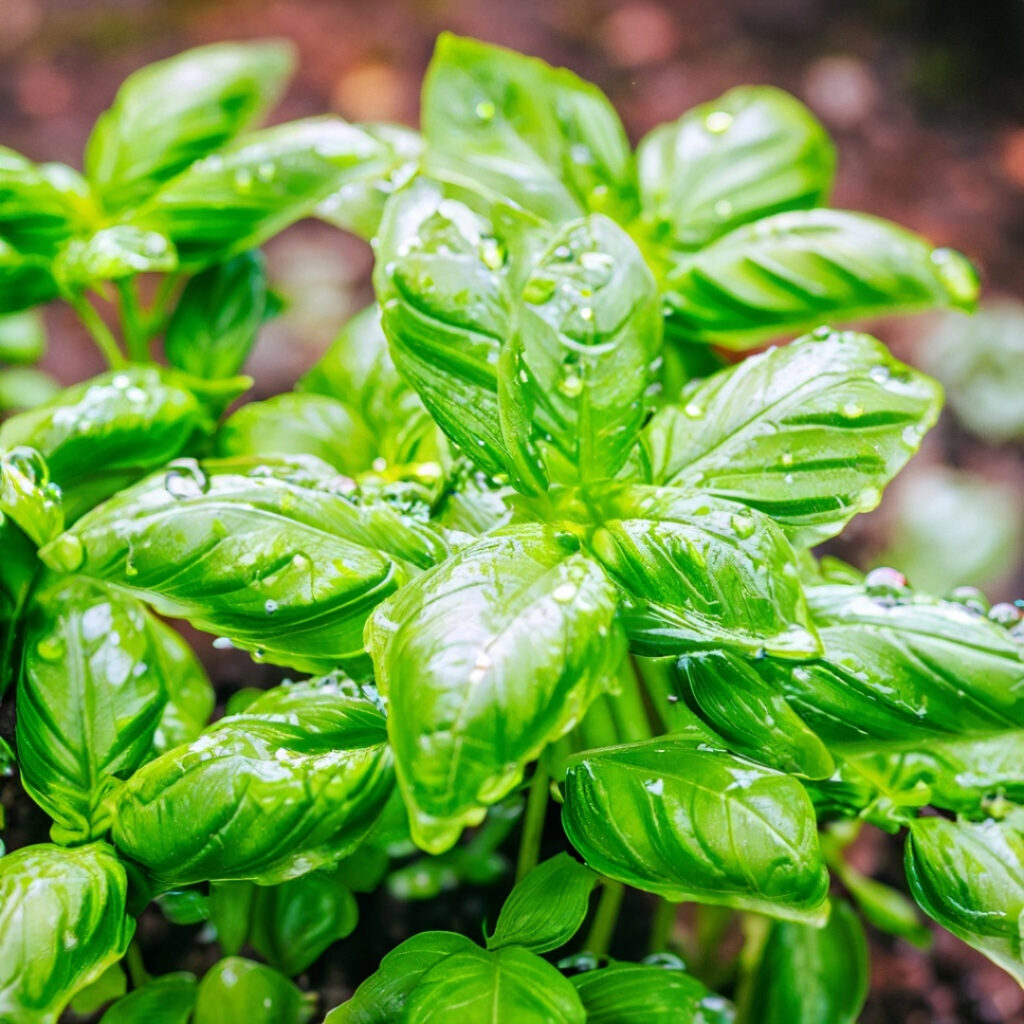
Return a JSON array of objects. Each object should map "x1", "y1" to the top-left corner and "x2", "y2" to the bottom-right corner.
[{"x1": 0, "y1": 32, "x2": 1019, "y2": 1024}]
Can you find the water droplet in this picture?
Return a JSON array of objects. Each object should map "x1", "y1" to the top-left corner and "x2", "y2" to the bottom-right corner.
[
  {"x1": 869, "y1": 365, "x2": 891, "y2": 384},
  {"x1": 841, "y1": 401, "x2": 863, "y2": 419},
  {"x1": 559, "y1": 373, "x2": 583, "y2": 398},
  {"x1": 112, "y1": 373, "x2": 131, "y2": 388},
  {"x1": 475, "y1": 100, "x2": 496, "y2": 121},
  {"x1": 865, "y1": 566, "x2": 907, "y2": 597},
  {"x1": 947, "y1": 585, "x2": 989, "y2": 614},
  {"x1": 713, "y1": 198, "x2": 733, "y2": 219},
  {"x1": 164, "y1": 459, "x2": 208, "y2": 500},
  {"x1": 252, "y1": 648, "x2": 266, "y2": 663},
  {"x1": 579, "y1": 306, "x2": 594, "y2": 322},
  {"x1": 479, "y1": 236, "x2": 505, "y2": 270},
  {"x1": 264, "y1": 599, "x2": 279, "y2": 616},
  {"x1": 257, "y1": 161, "x2": 276, "y2": 183},
  {"x1": 5, "y1": 446, "x2": 47, "y2": 486},
  {"x1": 371, "y1": 456, "x2": 388, "y2": 473},
  {"x1": 683, "y1": 402, "x2": 703, "y2": 419},
  {"x1": 124, "y1": 558, "x2": 138, "y2": 578},
  {"x1": 212, "y1": 637, "x2": 234, "y2": 650},
  {"x1": 36, "y1": 634, "x2": 65, "y2": 661},
  {"x1": 929, "y1": 247, "x2": 979, "y2": 307},
  {"x1": 705, "y1": 110, "x2": 733, "y2": 134},
  {"x1": 234, "y1": 167, "x2": 254, "y2": 191},
  {"x1": 780, "y1": 451, "x2": 794, "y2": 467},
  {"x1": 811, "y1": 325, "x2": 832, "y2": 340},
  {"x1": 46, "y1": 533, "x2": 84, "y2": 572},
  {"x1": 988, "y1": 602, "x2": 1022, "y2": 627},
  {"x1": 523, "y1": 276, "x2": 557, "y2": 305},
  {"x1": 552, "y1": 582, "x2": 577, "y2": 603},
  {"x1": 730, "y1": 514, "x2": 756, "y2": 539}
]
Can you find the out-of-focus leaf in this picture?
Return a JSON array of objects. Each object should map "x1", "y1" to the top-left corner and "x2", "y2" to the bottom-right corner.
[
  {"x1": 0, "y1": 368, "x2": 61, "y2": 412},
  {"x1": 54, "y1": 226, "x2": 177, "y2": 287},
  {"x1": 0, "y1": 308, "x2": 45, "y2": 363},
  {"x1": 68, "y1": 963, "x2": 127, "y2": 1017},
  {"x1": 193, "y1": 958, "x2": 315, "y2": 1024},
  {"x1": 99, "y1": 973, "x2": 197, "y2": 1024},
  {"x1": 0, "y1": 238, "x2": 58, "y2": 313}
]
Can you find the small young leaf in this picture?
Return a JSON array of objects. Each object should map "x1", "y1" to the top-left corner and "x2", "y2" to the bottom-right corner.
[
  {"x1": 193, "y1": 958, "x2": 315, "y2": 1024},
  {"x1": 562, "y1": 738, "x2": 830, "y2": 922},
  {"x1": 487, "y1": 853, "x2": 597, "y2": 953},
  {"x1": 0, "y1": 446, "x2": 62, "y2": 547},
  {"x1": 99, "y1": 972, "x2": 197, "y2": 1024}
]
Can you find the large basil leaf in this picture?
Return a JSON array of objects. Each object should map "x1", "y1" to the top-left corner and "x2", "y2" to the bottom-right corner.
[
  {"x1": 510, "y1": 214, "x2": 661, "y2": 483},
  {"x1": 193, "y1": 958, "x2": 314, "y2": 1024},
  {"x1": 99, "y1": 973, "x2": 197, "y2": 1024},
  {"x1": 0, "y1": 238, "x2": 59, "y2": 313},
  {"x1": 741, "y1": 900, "x2": 868, "y2": 1024},
  {"x1": 562, "y1": 738, "x2": 830, "y2": 922},
  {"x1": 107, "y1": 679, "x2": 394, "y2": 885},
  {"x1": 663, "y1": 210, "x2": 979, "y2": 348},
  {"x1": 487, "y1": 853, "x2": 597, "y2": 953},
  {"x1": 636, "y1": 330, "x2": 942, "y2": 545},
  {"x1": 324, "y1": 932, "x2": 481, "y2": 1024},
  {"x1": 591, "y1": 487, "x2": 819, "y2": 658},
  {"x1": 422, "y1": 33, "x2": 634, "y2": 224},
  {"x1": 369, "y1": 525, "x2": 624, "y2": 853},
  {"x1": 572, "y1": 963, "x2": 733, "y2": 1024},
  {"x1": 0, "y1": 842, "x2": 134, "y2": 1024},
  {"x1": 130, "y1": 118, "x2": 393, "y2": 265},
  {"x1": 637, "y1": 86, "x2": 834, "y2": 251},
  {"x1": 404, "y1": 945, "x2": 586, "y2": 1024},
  {"x1": 41, "y1": 457, "x2": 447, "y2": 673},
  {"x1": 86, "y1": 41, "x2": 295, "y2": 211},
  {"x1": 905, "y1": 812, "x2": 1024, "y2": 984},
  {"x1": 0, "y1": 445, "x2": 62, "y2": 547}
]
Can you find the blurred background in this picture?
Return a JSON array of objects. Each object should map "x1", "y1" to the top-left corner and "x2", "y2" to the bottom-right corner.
[{"x1": 2, "y1": 1, "x2": 1023, "y2": 1020}]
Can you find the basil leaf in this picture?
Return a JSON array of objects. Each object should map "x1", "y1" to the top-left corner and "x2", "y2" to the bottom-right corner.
[
  {"x1": 0, "y1": 238, "x2": 58, "y2": 313},
  {"x1": 0, "y1": 842, "x2": 134, "y2": 1024},
  {"x1": 637, "y1": 86, "x2": 834, "y2": 251},
  {"x1": 0, "y1": 446, "x2": 62, "y2": 547},
  {"x1": 108, "y1": 678, "x2": 394, "y2": 885},
  {"x1": 422, "y1": 33, "x2": 634, "y2": 224},
  {"x1": 86, "y1": 41, "x2": 295, "y2": 211},
  {"x1": 164, "y1": 251, "x2": 266, "y2": 378},
  {"x1": 369, "y1": 525, "x2": 625, "y2": 853},
  {"x1": 906, "y1": 812, "x2": 1024, "y2": 985},
  {"x1": 742, "y1": 900, "x2": 868, "y2": 1024},
  {"x1": 324, "y1": 932, "x2": 481, "y2": 1024},
  {"x1": 69, "y1": 963, "x2": 127, "y2": 1017},
  {"x1": 637, "y1": 330, "x2": 942, "y2": 545},
  {"x1": 562, "y1": 738, "x2": 830, "y2": 922},
  {"x1": 54, "y1": 226, "x2": 177, "y2": 287},
  {"x1": 42, "y1": 457, "x2": 446, "y2": 673},
  {"x1": 17, "y1": 577, "x2": 210, "y2": 843},
  {"x1": 572, "y1": 963, "x2": 733, "y2": 1024},
  {"x1": 829, "y1": 858, "x2": 931, "y2": 948},
  {"x1": 248, "y1": 869, "x2": 359, "y2": 976},
  {"x1": 209, "y1": 881, "x2": 256, "y2": 955},
  {"x1": 0, "y1": 308, "x2": 45, "y2": 364},
  {"x1": 218, "y1": 393, "x2": 377, "y2": 477},
  {"x1": 193, "y1": 958, "x2": 315, "y2": 1024},
  {"x1": 511, "y1": 215, "x2": 661, "y2": 483},
  {"x1": 130, "y1": 118, "x2": 392, "y2": 266},
  {"x1": 99, "y1": 973, "x2": 197, "y2": 1024},
  {"x1": 404, "y1": 945, "x2": 586, "y2": 1024},
  {"x1": 0, "y1": 367, "x2": 61, "y2": 413},
  {"x1": 487, "y1": 853, "x2": 597, "y2": 953},
  {"x1": 0, "y1": 517, "x2": 38, "y2": 696},
  {"x1": 663, "y1": 210, "x2": 979, "y2": 348},
  {"x1": 674, "y1": 651, "x2": 834, "y2": 779},
  {"x1": 591, "y1": 487, "x2": 819, "y2": 658},
  {"x1": 149, "y1": 615, "x2": 215, "y2": 755}
]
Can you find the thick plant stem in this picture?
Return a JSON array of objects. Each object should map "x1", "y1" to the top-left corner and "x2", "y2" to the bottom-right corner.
[
  {"x1": 116, "y1": 278, "x2": 147, "y2": 362},
  {"x1": 579, "y1": 694, "x2": 619, "y2": 751},
  {"x1": 585, "y1": 879, "x2": 625, "y2": 956},
  {"x1": 125, "y1": 939, "x2": 149, "y2": 988},
  {"x1": 613, "y1": 656, "x2": 654, "y2": 742},
  {"x1": 515, "y1": 766, "x2": 549, "y2": 882},
  {"x1": 68, "y1": 292, "x2": 125, "y2": 368},
  {"x1": 648, "y1": 896, "x2": 676, "y2": 954}
]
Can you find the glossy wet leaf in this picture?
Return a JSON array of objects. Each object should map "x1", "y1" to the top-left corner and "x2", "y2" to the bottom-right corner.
[
  {"x1": 572, "y1": 963, "x2": 734, "y2": 1024},
  {"x1": 562, "y1": 738, "x2": 830, "y2": 922},
  {"x1": 663, "y1": 210, "x2": 978, "y2": 348},
  {"x1": 0, "y1": 842, "x2": 133, "y2": 1024},
  {"x1": 107, "y1": 678, "x2": 393, "y2": 885},
  {"x1": 591, "y1": 487, "x2": 819, "y2": 658},
  {"x1": 86, "y1": 41, "x2": 295, "y2": 211},
  {"x1": 906, "y1": 812, "x2": 1024, "y2": 984},
  {"x1": 54, "y1": 226, "x2": 177, "y2": 286},
  {"x1": 42, "y1": 456, "x2": 446, "y2": 673},
  {"x1": 0, "y1": 445, "x2": 63, "y2": 547},
  {"x1": 487, "y1": 853, "x2": 597, "y2": 953},
  {"x1": 742, "y1": 900, "x2": 868, "y2": 1024},
  {"x1": 636, "y1": 330, "x2": 943, "y2": 545},
  {"x1": 422, "y1": 33, "x2": 634, "y2": 224},
  {"x1": 164, "y1": 251, "x2": 267, "y2": 378},
  {"x1": 193, "y1": 958, "x2": 315, "y2": 1024},
  {"x1": 637, "y1": 85, "x2": 834, "y2": 251},
  {"x1": 369, "y1": 525, "x2": 625, "y2": 853},
  {"x1": 404, "y1": 944, "x2": 586, "y2": 1024},
  {"x1": 99, "y1": 973, "x2": 197, "y2": 1024}
]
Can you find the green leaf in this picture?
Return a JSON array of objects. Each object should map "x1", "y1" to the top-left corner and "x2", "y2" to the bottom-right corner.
[
  {"x1": 368, "y1": 525, "x2": 625, "y2": 853},
  {"x1": 636, "y1": 86, "x2": 834, "y2": 251},
  {"x1": 571, "y1": 963, "x2": 733, "y2": 1024},
  {"x1": 17, "y1": 576, "x2": 211, "y2": 843},
  {"x1": 487, "y1": 853, "x2": 597, "y2": 953},
  {"x1": 129, "y1": 118, "x2": 394, "y2": 265},
  {"x1": 741, "y1": 900, "x2": 868, "y2": 1024},
  {"x1": 107, "y1": 678, "x2": 394, "y2": 885},
  {"x1": 248, "y1": 868, "x2": 359, "y2": 976},
  {"x1": 590, "y1": 487, "x2": 819, "y2": 658},
  {"x1": 158, "y1": 888, "x2": 210, "y2": 926},
  {"x1": 422, "y1": 33, "x2": 634, "y2": 224},
  {"x1": 663, "y1": 210, "x2": 979, "y2": 348},
  {"x1": 99, "y1": 973, "x2": 197, "y2": 1024},
  {"x1": 0, "y1": 238, "x2": 58, "y2": 313},
  {"x1": 0, "y1": 446, "x2": 62, "y2": 547},
  {"x1": 54, "y1": 226, "x2": 177, "y2": 287},
  {"x1": 404, "y1": 945, "x2": 586, "y2": 1024},
  {"x1": 636, "y1": 330, "x2": 943, "y2": 545},
  {"x1": 510, "y1": 215, "x2": 661, "y2": 483},
  {"x1": 86, "y1": 41, "x2": 296, "y2": 211},
  {"x1": 165, "y1": 251, "x2": 267, "y2": 378},
  {"x1": 218, "y1": 392, "x2": 377, "y2": 477},
  {"x1": 905, "y1": 812, "x2": 1024, "y2": 984},
  {"x1": 0, "y1": 308, "x2": 45, "y2": 363},
  {"x1": 0, "y1": 842, "x2": 134, "y2": 1024},
  {"x1": 209, "y1": 881, "x2": 256, "y2": 955},
  {"x1": 829, "y1": 857, "x2": 931, "y2": 947},
  {"x1": 193, "y1": 958, "x2": 315, "y2": 1024},
  {"x1": 69, "y1": 963, "x2": 127, "y2": 1016},
  {"x1": 41, "y1": 456, "x2": 447, "y2": 673},
  {"x1": 562, "y1": 738, "x2": 830, "y2": 922},
  {"x1": 0, "y1": 517, "x2": 38, "y2": 696},
  {"x1": 0, "y1": 368, "x2": 60, "y2": 412},
  {"x1": 149, "y1": 615, "x2": 215, "y2": 755},
  {"x1": 324, "y1": 932, "x2": 480, "y2": 1024}
]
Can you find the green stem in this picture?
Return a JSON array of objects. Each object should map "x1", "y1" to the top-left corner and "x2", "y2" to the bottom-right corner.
[
  {"x1": 124, "y1": 939, "x2": 149, "y2": 988},
  {"x1": 145, "y1": 270, "x2": 182, "y2": 340},
  {"x1": 67, "y1": 292, "x2": 125, "y2": 368},
  {"x1": 648, "y1": 896, "x2": 676, "y2": 954},
  {"x1": 612, "y1": 656, "x2": 654, "y2": 743},
  {"x1": 579, "y1": 694, "x2": 619, "y2": 751},
  {"x1": 585, "y1": 879, "x2": 625, "y2": 957},
  {"x1": 515, "y1": 766, "x2": 549, "y2": 882},
  {"x1": 116, "y1": 278, "x2": 147, "y2": 362}
]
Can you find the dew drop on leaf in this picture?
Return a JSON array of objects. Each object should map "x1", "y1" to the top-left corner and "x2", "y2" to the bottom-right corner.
[
  {"x1": 865, "y1": 566, "x2": 907, "y2": 597},
  {"x1": 704, "y1": 110, "x2": 733, "y2": 134}
]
